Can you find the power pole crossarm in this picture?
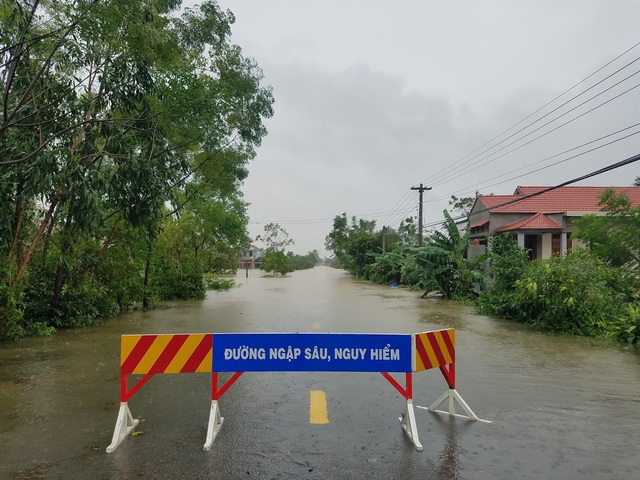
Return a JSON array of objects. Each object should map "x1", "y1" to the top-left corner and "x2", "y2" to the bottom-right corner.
[{"x1": 410, "y1": 184, "x2": 432, "y2": 247}]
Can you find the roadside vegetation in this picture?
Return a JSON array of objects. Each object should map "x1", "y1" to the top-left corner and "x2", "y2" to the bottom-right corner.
[
  {"x1": 256, "y1": 223, "x2": 321, "y2": 275},
  {"x1": 325, "y1": 188, "x2": 640, "y2": 343},
  {"x1": 0, "y1": 1, "x2": 274, "y2": 341}
]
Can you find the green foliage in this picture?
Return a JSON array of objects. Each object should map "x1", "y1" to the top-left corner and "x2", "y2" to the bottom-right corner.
[
  {"x1": 256, "y1": 223, "x2": 296, "y2": 275},
  {"x1": 611, "y1": 304, "x2": 640, "y2": 343},
  {"x1": 152, "y1": 217, "x2": 206, "y2": 300},
  {"x1": 94, "y1": 225, "x2": 148, "y2": 311},
  {"x1": 413, "y1": 210, "x2": 481, "y2": 299},
  {"x1": 368, "y1": 253, "x2": 403, "y2": 285},
  {"x1": 325, "y1": 210, "x2": 479, "y2": 295},
  {"x1": 203, "y1": 274, "x2": 235, "y2": 290},
  {"x1": 475, "y1": 233, "x2": 530, "y2": 315},
  {"x1": 0, "y1": 281, "x2": 26, "y2": 341},
  {"x1": 325, "y1": 214, "x2": 380, "y2": 277},
  {"x1": 325, "y1": 213, "x2": 350, "y2": 267},
  {"x1": 163, "y1": 274, "x2": 206, "y2": 300},
  {"x1": 287, "y1": 251, "x2": 319, "y2": 271},
  {"x1": 574, "y1": 188, "x2": 640, "y2": 274},
  {"x1": 0, "y1": 0, "x2": 273, "y2": 340},
  {"x1": 327, "y1": 201, "x2": 640, "y2": 343},
  {"x1": 261, "y1": 249, "x2": 293, "y2": 275},
  {"x1": 256, "y1": 223, "x2": 294, "y2": 251},
  {"x1": 479, "y1": 249, "x2": 635, "y2": 336},
  {"x1": 22, "y1": 239, "x2": 120, "y2": 329},
  {"x1": 397, "y1": 218, "x2": 418, "y2": 248},
  {"x1": 482, "y1": 234, "x2": 529, "y2": 291},
  {"x1": 448, "y1": 193, "x2": 477, "y2": 217},
  {"x1": 367, "y1": 251, "x2": 423, "y2": 287}
]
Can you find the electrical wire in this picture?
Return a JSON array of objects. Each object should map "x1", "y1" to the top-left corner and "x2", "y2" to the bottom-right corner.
[
  {"x1": 429, "y1": 69, "x2": 640, "y2": 188},
  {"x1": 250, "y1": 135, "x2": 640, "y2": 230},
  {"x1": 429, "y1": 81, "x2": 640, "y2": 189},
  {"x1": 366, "y1": 41, "x2": 640, "y2": 233},
  {"x1": 421, "y1": 42, "x2": 640, "y2": 187},
  {"x1": 421, "y1": 151, "x2": 640, "y2": 230},
  {"x1": 426, "y1": 123, "x2": 640, "y2": 203}
]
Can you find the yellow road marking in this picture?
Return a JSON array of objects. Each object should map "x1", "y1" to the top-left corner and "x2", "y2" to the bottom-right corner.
[{"x1": 309, "y1": 390, "x2": 329, "y2": 424}]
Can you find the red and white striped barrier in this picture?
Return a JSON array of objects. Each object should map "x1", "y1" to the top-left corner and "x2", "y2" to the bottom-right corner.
[{"x1": 106, "y1": 329, "x2": 489, "y2": 453}]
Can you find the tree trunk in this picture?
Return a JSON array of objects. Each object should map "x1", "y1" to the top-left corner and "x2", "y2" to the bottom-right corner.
[
  {"x1": 50, "y1": 210, "x2": 73, "y2": 313},
  {"x1": 7, "y1": 196, "x2": 24, "y2": 268},
  {"x1": 143, "y1": 237, "x2": 153, "y2": 311},
  {"x1": 10, "y1": 188, "x2": 61, "y2": 287},
  {"x1": 96, "y1": 214, "x2": 122, "y2": 259}
]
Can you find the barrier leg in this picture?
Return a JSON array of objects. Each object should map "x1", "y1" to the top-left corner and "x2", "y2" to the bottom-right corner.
[
  {"x1": 417, "y1": 389, "x2": 491, "y2": 424},
  {"x1": 399, "y1": 399, "x2": 423, "y2": 451},
  {"x1": 106, "y1": 402, "x2": 139, "y2": 453},
  {"x1": 203, "y1": 400, "x2": 224, "y2": 451}
]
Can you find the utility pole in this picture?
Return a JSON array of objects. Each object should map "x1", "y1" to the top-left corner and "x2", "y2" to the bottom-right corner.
[
  {"x1": 382, "y1": 226, "x2": 387, "y2": 253},
  {"x1": 411, "y1": 183, "x2": 431, "y2": 246}
]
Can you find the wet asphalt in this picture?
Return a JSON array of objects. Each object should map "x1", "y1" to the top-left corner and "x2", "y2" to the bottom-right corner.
[{"x1": 1, "y1": 266, "x2": 639, "y2": 479}]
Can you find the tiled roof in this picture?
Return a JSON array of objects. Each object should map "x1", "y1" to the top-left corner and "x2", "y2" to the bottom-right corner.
[
  {"x1": 470, "y1": 219, "x2": 489, "y2": 229},
  {"x1": 497, "y1": 213, "x2": 563, "y2": 232},
  {"x1": 477, "y1": 186, "x2": 640, "y2": 213}
]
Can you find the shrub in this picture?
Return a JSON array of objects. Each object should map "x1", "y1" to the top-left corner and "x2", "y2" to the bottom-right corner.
[
  {"x1": 203, "y1": 274, "x2": 235, "y2": 290},
  {"x1": 0, "y1": 282, "x2": 26, "y2": 342},
  {"x1": 479, "y1": 249, "x2": 635, "y2": 336},
  {"x1": 610, "y1": 303, "x2": 640, "y2": 343},
  {"x1": 476, "y1": 234, "x2": 529, "y2": 316},
  {"x1": 368, "y1": 254, "x2": 403, "y2": 285}
]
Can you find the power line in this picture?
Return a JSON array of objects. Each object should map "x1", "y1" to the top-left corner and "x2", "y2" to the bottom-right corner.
[
  {"x1": 429, "y1": 80, "x2": 640, "y2": 189},
  {"x1": 377, "y1": 190, "x2": 414, "y2": 226},
  {"x1": 421, "y1": 151, "x2": 640, "y2": 230},
  {"x1": 426, "y1": 123, "x2": 640, "y2": 203},
  {"x1": 251, "y1": 130, "x2": 640, "y2": 229},
  {"x1": 372, "y1": 41, "x2": 640, "y2": 235},
  {"x1": 250, "y1": 205, "x2": 417, "y2": 226},
  {"x1": 429, "y1": 69, "x2": 640, "y2": 188},
  {"x1": 251, "y1": 45, "x2": 640, "y2": 233},
  {"x1": 381, "y1": 197, "x2": 418, "y2": 229},
  {"x1": 421, "y1": 41, "x2": 640, "y2": 187}
]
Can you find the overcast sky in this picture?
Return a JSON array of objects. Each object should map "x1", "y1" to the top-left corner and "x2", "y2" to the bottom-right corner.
[{"x1": 208, "y1": 0, "x2": 640, "y2": 256}]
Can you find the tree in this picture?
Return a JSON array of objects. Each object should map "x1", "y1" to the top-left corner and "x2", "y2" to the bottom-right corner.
[
  {"x1": 448, "y1": 193, "x2": 478, "y2": 217},
  {"x1": 325, "y1": 214, "x2": 380, "y2": 277},
  {"x1": 257, "y1": 223, "x2": 294, "y2": 276},
  {"x1": 310, "y1": 249, "x2": 321, "y2": 265},
  {"x1": 325, "y1": 213, "x2": 350, "y2": 267},
  {"x1": 0, "y1": 0, "x2": 274, "y2": 340},
  {"x1": 397, "y1": 217, "x2": 417, "y2": 248},
  {"x1": 574, "y1": 188, "x2": 640, "y2": 275},
  {"x1": 260, "y1": 250, "x2": 292, "y2": 275},
  {"x1": 413, "y1": 210, "x2": 480, "y2": 299},
  {"x1": 256, "y1": 223, "x2": 294, "y2": 251}
]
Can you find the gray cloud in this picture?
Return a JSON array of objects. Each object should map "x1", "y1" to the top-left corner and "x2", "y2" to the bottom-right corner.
[{"x1": 208, "y1": 0, "x2": 640, "y2": 255}]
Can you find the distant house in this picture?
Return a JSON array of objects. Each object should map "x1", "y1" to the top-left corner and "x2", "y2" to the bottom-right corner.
[
  {"x1": 467, "y1": 185, "x2": 640, "y2": 261},
  {"x1": 238, "y1": 245, "x2": 264, "y2": 269}
]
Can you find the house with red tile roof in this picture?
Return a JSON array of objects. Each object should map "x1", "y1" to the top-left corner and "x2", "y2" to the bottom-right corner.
[
  {"x1": 467, "y1": 185, "x2": 640, "y2": 260},
  {"x1": 238, "y1": 244, "x2": 264, "y2": 269}
]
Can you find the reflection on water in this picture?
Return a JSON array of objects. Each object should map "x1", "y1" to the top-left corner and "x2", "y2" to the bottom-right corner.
[
  {"x1": 1, "y1": 266, "x2": 639, "y2": 479},
  {"x1": 418, "y1": 308, "x2": 467, "y2": 330},
  {"x1": 434, "y1": 417, "x2": 471, "y2": 480}
]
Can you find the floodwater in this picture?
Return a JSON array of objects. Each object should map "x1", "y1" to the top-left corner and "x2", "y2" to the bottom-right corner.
[{"x1": 1, "y1": 266, "x2": 639, "y2": 479}]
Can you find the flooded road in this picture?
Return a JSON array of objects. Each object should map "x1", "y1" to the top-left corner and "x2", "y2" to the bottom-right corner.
[{"x1": 1, "y1": 266, "x2": 639, "y2": 479}]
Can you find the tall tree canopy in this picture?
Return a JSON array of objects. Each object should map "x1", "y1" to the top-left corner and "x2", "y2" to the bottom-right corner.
[
  {"x1": 325, "y1": 213, "x2": 381, "y2": 277},
  {"x1": 574, "y1": 188, "x2": 640, "y2": 275},
  {"x1": 0, "y1": 0, "x2": 273, "y2": 340},
  {"x1": 256, "y1": 223, "x2": 294, "y2": 275}
]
